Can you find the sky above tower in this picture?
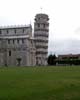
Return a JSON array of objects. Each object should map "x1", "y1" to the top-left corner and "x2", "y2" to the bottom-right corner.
[{"x1": 0, "y1": 0, "x2": 80, "y2": 55}]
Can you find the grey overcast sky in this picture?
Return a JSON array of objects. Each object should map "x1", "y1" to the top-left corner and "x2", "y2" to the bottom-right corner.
[{"x1": 0, "y1": 0, "x2": 80, "y2": 55}]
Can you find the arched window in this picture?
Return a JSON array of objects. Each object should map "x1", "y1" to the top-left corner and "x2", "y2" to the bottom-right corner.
[
  {"x1": 38, "y1": 24, "x2": 40, "y2": 27},
  {"x1": 9, "y1": 51, "x2": 11, "y2": 56},
  {"x1": 0, "y1": 30, "x2": 2, "y2": 34}
]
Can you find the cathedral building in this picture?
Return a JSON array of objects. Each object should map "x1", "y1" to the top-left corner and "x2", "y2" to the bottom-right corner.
[{"x1": 0, "y1": 13, "x2": 49, "y2": 66}]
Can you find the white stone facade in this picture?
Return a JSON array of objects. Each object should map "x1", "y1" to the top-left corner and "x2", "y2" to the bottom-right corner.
[
  {"x1": 0, "y1": 13, "x2": 49, "y2": 66},
  {"x1": 0, "y1": 25, "x2": 36, "y2": 66}
]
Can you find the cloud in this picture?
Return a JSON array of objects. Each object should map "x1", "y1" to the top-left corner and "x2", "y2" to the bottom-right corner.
[
  {"x1": 74, "y1": 27, "x2": 80, "y2": 34},
  {"x1": 48, "y1": 38, "x2": 80, "y2": 55}
]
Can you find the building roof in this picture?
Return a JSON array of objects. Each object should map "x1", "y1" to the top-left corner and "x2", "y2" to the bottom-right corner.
[
  {"x1": 58, "y1": 54, "x2": 80, "y2": 58},
  {"x1": 0, "y1": 24, "x2": 32, "y2": 30}
]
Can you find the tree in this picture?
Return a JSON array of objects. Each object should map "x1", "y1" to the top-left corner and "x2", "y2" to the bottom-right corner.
[{"x1": 47, "y1": 54, "x2": 56, "y2": 65}]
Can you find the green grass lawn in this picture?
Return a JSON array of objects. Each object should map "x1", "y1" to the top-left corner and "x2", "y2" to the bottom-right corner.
[{"x1": 0, "y1": 66, "x2": 80, "y2": 100}]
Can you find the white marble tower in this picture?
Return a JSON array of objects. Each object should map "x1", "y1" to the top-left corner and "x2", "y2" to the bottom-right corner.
[{"x1": 34, "y1": 13, "x2": 49, "y2": 65}]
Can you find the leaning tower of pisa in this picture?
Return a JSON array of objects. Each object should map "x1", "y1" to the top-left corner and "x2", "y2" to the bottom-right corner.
[{"x1": 34, "y1": 13, "x2": 49, "y2": 65}]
